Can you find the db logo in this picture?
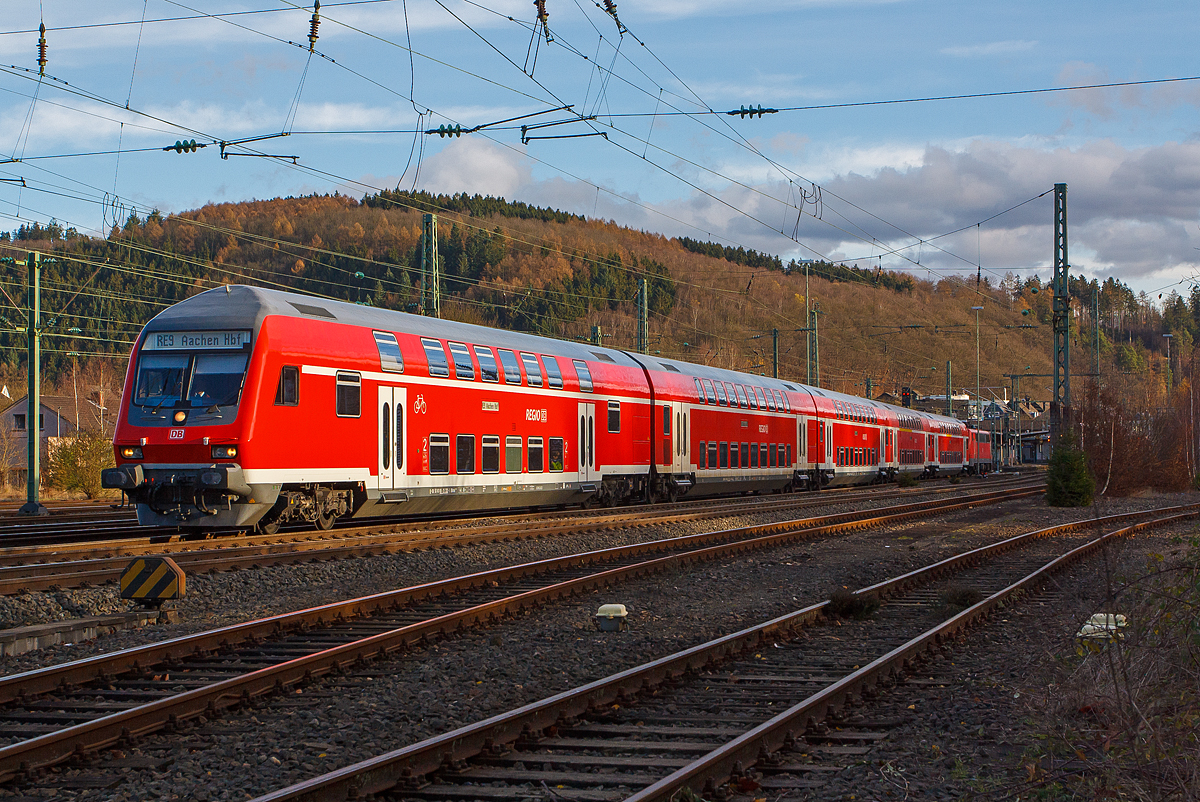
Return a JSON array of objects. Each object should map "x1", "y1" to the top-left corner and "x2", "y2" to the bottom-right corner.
[{"x1": 169, "y1": 429, "x2": 185, "y2": 440}]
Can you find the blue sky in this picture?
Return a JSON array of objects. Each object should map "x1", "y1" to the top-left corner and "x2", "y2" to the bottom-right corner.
[{"x1": 3, "y1": 1, "x2": 1199, "y2": 299}]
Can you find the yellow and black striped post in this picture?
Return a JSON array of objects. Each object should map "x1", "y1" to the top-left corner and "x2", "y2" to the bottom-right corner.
[{"x1": 120, "y1": 557, "x2": 186, "y2": 607}]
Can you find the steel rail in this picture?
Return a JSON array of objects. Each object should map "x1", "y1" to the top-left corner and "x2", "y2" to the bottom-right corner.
[
  {"x1": 0, "y1": 478, "x2": 1034, "y2": 595},
  {"x1": 246, "y1": 502, "x2": 1198, "y2": 802},
  {"x1": 0, "y1": 484, "x2": 1041, "y2": 783}
]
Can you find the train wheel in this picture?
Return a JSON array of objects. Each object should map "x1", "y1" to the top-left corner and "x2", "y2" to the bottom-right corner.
[
  {"x1": 256, "y1": 518, "x2": 281, "y2": 536},
  {"x1": 315, "y1": 509, "x2": 337, "y2": 530}
]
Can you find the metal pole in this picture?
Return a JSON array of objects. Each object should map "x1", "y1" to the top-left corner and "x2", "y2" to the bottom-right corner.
[
  {"x1": 1093, "y1": 290, "x2": 1100, "y2": 385},
  {"x1": 1052, "y1": 182, "x2": 1070, "y2": 446},
  {"x1": 20, "y1": 252, "x2": 47, "y2": 516},
  {"x1": 637, "y1": 278, "x2": 648, "y2": 354},
  {"x1": 420, "y1": 213, "x2": 440, "y2": 317},
  {"x1": 772, "y1": 328, "x2": 779, "y2": 378},
  {"x1": 945, "y1": 360, "x2": 952, "y2": 417},
  {"x1": 1164, "y1": 334, "x2": 1172, "y2": 393},
  {"x1": 805, "y1": 264, "x2": 811, "y2": 385},
  {"x1": 812, "y1": 305, "x2": 820, "y2": 388},
  {"x1": 972, "y1": 306, "x2": 984, "y2": 419}
]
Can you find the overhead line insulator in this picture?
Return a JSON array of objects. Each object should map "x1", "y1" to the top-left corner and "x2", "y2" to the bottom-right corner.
[
  {"x1": 163, "y1": 139, "x2": 205, "y2": 153},
  {"x1": 308, "y1": 1, "x2": 321, "y2": 53},
  {"x1": 534, "y1": 0, "x2": 552, "y2": 42},
  {"x1": 600, "y1": 0, "x2": 626, "y2": 33},
  {"x1": 425, "y1": 124, "x2": 464, "y2": 138},
  {"x1": 37, "y1": 22, "x2": 47, "y2": 76},
  {"x1": 726, "y1": 104, "x2": 778, "y2": 119}
]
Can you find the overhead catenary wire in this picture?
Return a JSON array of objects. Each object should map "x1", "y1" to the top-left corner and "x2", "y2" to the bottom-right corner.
[{"x1": 0, "y1": 2, "x2": 1070, "y2": 360}]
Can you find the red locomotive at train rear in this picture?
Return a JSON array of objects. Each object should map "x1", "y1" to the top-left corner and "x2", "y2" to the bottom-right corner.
[{"x1": 103, "y1": 286, "x2": 995, "y2": 532}]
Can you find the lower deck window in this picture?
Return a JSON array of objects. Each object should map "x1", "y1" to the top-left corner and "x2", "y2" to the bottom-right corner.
[
  {"x1": 708, "y1": 441, "x2": 718, "y2": 468},
  {"x1": 750, "y1": 443, "x2": 759, "y2": 468},
  {"x1": 548, "y1": 437, "x2": 564, "y2": 472},
  {"x1": 457, "y1": 435, "x2": 475, "y2": 474},
  {"x1": 482, "y1": 436, "x2": 500, "y2": 473},
  {"x1": 769, "y1": 443, "x2": 777, "y2": 468},
  {"x1": 740, "y1": 442, "x2": 750, "y2": 468},
  {"x1": 336, "y1": 371, "x2": 361, "y2": 417},
  {"x1": 430, "y1": 434, "x2": 450, "y2": 474},
  {"x1": 730, "y1": 442, "x2": 739, "y2": 469},
  {"x1": 529, "y1": 437, "x2": 544, "y2": 473},
  {"x1": 786, "y1": 444, "x2": 792, "y2": 467},
  {"x1": 760, "y1": 443, "x2": 768, "y2": 468},
  {"x1": 698, "y1": 441, "x2": 707, "y2": 469},
  {"x1": 506, "y1": 436, "x2": 522, "y2": 473},
  {"x1": 719, "y1": 442, "x2": 729, "y2": 469}
]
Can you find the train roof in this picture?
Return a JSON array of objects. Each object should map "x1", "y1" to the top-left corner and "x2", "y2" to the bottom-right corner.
[{"x1": 143, "y1": 285, "x2": 648, "y2": 370}]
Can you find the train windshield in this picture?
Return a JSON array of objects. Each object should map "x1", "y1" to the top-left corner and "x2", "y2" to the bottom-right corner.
[
  {"x1": 188, "y1": 353, "x2": 249, "y2": 407},
  {"x1": 135, "y1": 354, "x2": 188, "y2": 406},
  {"x1": 131, "y1": 349, "x2": 250, "y2": 423}
]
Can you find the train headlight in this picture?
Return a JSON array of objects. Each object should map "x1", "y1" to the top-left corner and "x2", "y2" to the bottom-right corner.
[
  {"x1": 211, "y1": 445, "x2": 238, "y2": 460},
  {"x1": 200, "y1": 470, "x2": 224, "y2": 486},
  {"x1": 174, "y1": 410, "x2": 188, "y2": 423},
  {"x1": 120, "y1": 446, "x2": 144, "y2": 460}
]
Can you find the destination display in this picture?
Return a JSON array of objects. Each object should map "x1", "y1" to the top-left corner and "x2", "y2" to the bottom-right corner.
[{"x1": 142, "y1": 330, "x2": 252, "y2": 351}]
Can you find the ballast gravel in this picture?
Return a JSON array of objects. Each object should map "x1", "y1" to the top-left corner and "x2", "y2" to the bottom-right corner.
[{"x1": 0, "y1": 480, "x2": 1195, "y2": 802}]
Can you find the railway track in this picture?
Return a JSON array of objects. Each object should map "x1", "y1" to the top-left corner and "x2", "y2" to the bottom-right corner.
[
  {"x1": 246, "y1": 503, "x2": 1197, "y2": 802},
  {"x1": 0, "y1": 482, "x2": 1044, "y2": 785},
  {"x1": 0, "y1": 476, "x2": 1031, "y2": 595}
]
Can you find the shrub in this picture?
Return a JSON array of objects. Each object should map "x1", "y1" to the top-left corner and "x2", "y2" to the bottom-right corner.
[
  {"x1": 46, "y1": 429, "x2": 115, "y2": 498},
  {"x1": 897, "y1": 473, "x2": 918, "y2": 488},
  {"x1": 1046, "y1": 432, "x2": 1094, "y2": 507}
]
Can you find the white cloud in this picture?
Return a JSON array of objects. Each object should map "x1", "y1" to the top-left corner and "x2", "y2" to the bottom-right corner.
[{"x1": 417, "y1": 136, "x2": 530, "y2": 197}]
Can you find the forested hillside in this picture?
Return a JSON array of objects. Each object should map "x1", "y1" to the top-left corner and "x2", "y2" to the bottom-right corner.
[{"x1": 0, "y1": 191, "x2": 1186, "y2": 412}]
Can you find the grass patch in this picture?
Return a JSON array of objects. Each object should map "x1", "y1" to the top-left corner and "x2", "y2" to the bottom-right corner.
[
  {"x1": 828, "y1": 588, "x2": 880, "y2": 619},
  {"x1": 939, "y1": 583, "x2": 985, "y2": 616}
]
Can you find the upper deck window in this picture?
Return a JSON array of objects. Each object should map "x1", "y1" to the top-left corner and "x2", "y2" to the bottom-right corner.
[
  {"x1": 474, "y1": 345, "x2": 499, "y2": 383},
  {"x1": 498, "y1": 349, "x2": 522, "y2": 385},
  {"x1": 735, "y1": 385, "x2": 748, "y2": 409},
  {"x1": 422, "y1": 338, "x2": 450, "y2": 378},
  {"x1": 448, "y1": 342, "x2": 475, "y2": 380},
  {"x1": 373, "y1": 331, "x2": 404, "y2": 373},
  {"x1": 543, "y1": 356, "x2": 563, "y2": 389},
  {"x1": 714, "y1": 382, "x2": 728, "y2": 406},
  {"x1": 520, "y1": 353, "x2": 543, "y2": 387},
  {"x1": 702, "y1": 379, "x2": 717, "y2": 405},
  {"x1": 574, "y1": 360, "x2": 593, "y2": 392}
]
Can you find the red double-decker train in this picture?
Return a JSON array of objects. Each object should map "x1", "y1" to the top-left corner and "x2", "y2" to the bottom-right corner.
[{"x1": 102, "y1": 286, "x2": 994, "y2": 531}]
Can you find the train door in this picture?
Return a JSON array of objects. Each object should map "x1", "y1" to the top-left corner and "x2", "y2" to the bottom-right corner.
[
  {"x1": 378, "y1": 386, "x2": 407, "y2": 491},
  {"x1": 926, "y1": 434, "x2": 935, "y2": 463},
  {"x1": 885, "y1": 429, "x2": 894, "y2": 463},
  {"x1": 578, "y1": 401, "x2": 596, "y2": 482},
  {"x1": 669, "y1": 401, "x2": 686, "y2": 473},
  {"x1": 807, "y1": 419, "x2": 818, "y2": 465}
]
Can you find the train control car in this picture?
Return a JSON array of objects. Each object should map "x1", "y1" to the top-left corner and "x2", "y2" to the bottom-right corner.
[{"x1": 966, "y1": 426, "x2": 995, "y2": 474}]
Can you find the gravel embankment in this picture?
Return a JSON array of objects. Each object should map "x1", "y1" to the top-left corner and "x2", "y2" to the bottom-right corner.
[
  {"x1": 0, "y1": 479, "x2": 1039, "y2": 670},
  {"x1": 774, "y1": 524, "x2": 1191, "y2": 802},
  {"x1": 0, "y1": 487, "x2": 1194, "y2": 802}
]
